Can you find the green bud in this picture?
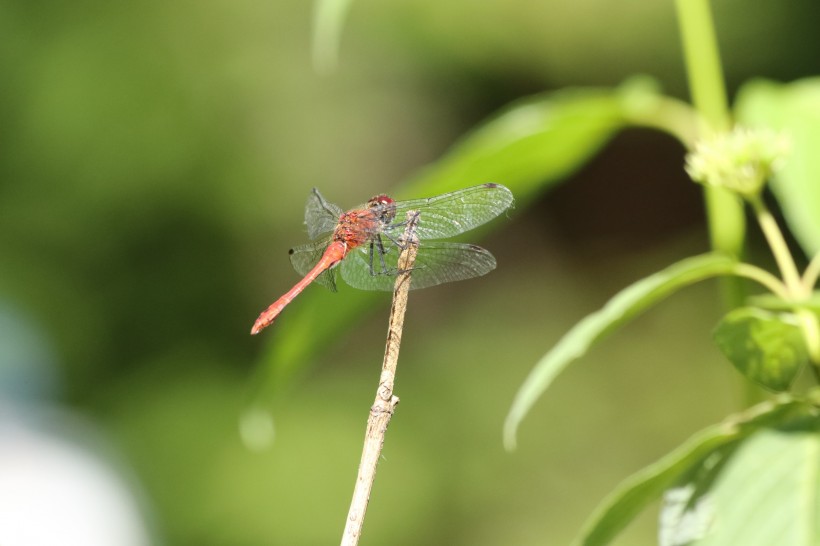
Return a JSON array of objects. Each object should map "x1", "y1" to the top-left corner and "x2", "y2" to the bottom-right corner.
[{"x1": 685, "y1": 128, "x2": 790, "y2": 198}]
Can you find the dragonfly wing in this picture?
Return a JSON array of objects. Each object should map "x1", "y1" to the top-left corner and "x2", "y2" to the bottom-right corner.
[
  {"x1": 339, "y1": 240, "x2": 497, "y2": 291},
  {"x1": 387, "y1": 183, "x2": 513, "y2": 240},
  {"x1": 288, "y1": 241, "x2": 339, "y2": 292},
  {"x1": 305, "y1": 188, "x2": 343, "y2": 240},
  {"x1": 340, "y1": 241, "x2": 397, "y2": 291},
  {"x1": 406, "y1": 242, "x2": 497, "y2": 289}
]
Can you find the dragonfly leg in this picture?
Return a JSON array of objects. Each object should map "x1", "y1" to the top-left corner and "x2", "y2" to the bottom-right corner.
[
  {"x1": 374, "y1": 232, "x2": 423, "y2": 276},
  {"x1": 369, "y1": 236, "x2": 395, "y2": 276},
  {"x1": 384, "y1": 211, "x2": 421, "y2": 250},
  {"x1": 366, "y1": 234, "x2": 423, "y2": 278}
]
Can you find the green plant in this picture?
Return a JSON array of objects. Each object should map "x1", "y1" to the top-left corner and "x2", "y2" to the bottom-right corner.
[
  {"x1": 254, "y1": 1, "x2": 820, "y2": 543},
  {"x1": 502, "y1": 2, "x2": 820, "y2": 544}
]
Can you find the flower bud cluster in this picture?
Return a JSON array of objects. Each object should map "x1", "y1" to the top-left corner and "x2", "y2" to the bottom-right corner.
[{"x1": 685, "y1": 128, "x2": 790, "y2": 198}]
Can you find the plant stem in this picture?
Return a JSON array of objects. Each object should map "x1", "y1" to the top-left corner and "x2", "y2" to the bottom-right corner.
[
  {"x1": 796, "y1": 309, "x2": 820, "y2": 365},
  {"x1": 801, "y1": 252, "x2": 820, "y2": 293},
  {"x1": 797, "y1": 308, "x2": 820, "y2": 383},
  {"x1": 675, "y1": 0, "x2": 747, "y2": 309},
  {"x1": 626, "y1": 95, "x2": 699, "y2": 149},
  {"x1": 731, "y1": 263, "x2": 789, "y2": 300},
  {"x1": 748, "y1": 195, "x2": 803, "y2": 298},
  {"x1": 341, "y1": 211, "x2": 420, "y2": 546},
  {"x1": 675, "y1": 0, "x2": 761, "y2": 404},
  {"x1": 745, "y1": 196, "x2": 820, "y2": 378},
  {"x1": 674, "y1": 0, "x2": 730, "y2": 133}
]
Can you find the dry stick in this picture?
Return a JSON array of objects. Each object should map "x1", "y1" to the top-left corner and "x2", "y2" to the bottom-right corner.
[{"x1": 340, "y1": 210, "x2": 420, "y2": 546}]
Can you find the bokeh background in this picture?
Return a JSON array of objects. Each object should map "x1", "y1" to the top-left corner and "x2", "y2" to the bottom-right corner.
[{"x1": 2, "y1": 1, "x2": 819, "y2": 544}]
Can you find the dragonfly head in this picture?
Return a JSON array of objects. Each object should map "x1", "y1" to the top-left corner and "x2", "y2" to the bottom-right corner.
[{"x1": 367, "y1": 194, "x2": 397, "y2": 224}]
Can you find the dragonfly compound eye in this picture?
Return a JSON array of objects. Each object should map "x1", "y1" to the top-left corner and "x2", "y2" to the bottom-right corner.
[{"x1": 368, "y1": 194, "x2": 397, "y2": 224}]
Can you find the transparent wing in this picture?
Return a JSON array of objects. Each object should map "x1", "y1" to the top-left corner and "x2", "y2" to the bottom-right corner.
[
  {"x1": 288, "y1": 240, "x2": 339, "y2": 292},
  {"x1": 339, "y1": 240, "x2": 497, "y2": 291},
  {"x1": 385, "y1": 183, "x2": 513, "y2": 241},
  {"x1": 304, "y1": 188, "x2": 343, "y2": 240}
]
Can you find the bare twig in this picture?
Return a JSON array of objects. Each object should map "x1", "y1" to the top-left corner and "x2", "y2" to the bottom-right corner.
[{"x1": 341, "y1": 211, "x2": 420, "y2": 546}]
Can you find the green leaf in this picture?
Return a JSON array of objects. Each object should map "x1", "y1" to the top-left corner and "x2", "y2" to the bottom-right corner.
[
  {"x1": 405, "y1": 85, "x2": 633, "y2": 203},
  {"x1": 713, "y1": 307, "x2": 808, "y2": 392},
  {"x1": 659, "y1": 471, "x2": 726, "y2": 546},
  {"x1": 573, "y1": 395, "x2": 809, "y2": 546},
  {"x1": 254, "y1": 85, "x2": 644, "y2": 404},
  {"x1": 693, "y1": 418, "x2": 820, "y2": 546},
  {"x1": 503, "y1": 254, "x2": 739, "y2": 450},
  {"x1": 735, "y1": 78, "x2": 820, "y2": 256},
  {"x1": 311, "y1": 0, "x2": 354, "y2": 74}
]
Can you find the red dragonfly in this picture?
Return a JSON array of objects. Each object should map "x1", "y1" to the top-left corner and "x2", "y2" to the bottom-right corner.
[{"x1": 251, "y1": 183, "x2": 513, "y2": 335}]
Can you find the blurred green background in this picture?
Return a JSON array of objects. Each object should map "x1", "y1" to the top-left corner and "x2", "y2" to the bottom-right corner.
[{"x1": 2, "y1": 1, "x2": 819, "y2": 544}]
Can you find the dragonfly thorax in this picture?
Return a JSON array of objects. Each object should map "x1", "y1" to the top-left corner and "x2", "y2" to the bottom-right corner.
[{"x1": 333, "y1": 209, "x2": 383, "y2": 249}]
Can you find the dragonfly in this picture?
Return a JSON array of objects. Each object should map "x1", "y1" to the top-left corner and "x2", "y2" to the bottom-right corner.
[{"x1": 251, "y1": 183, "x2": 514, "y2": 335}]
